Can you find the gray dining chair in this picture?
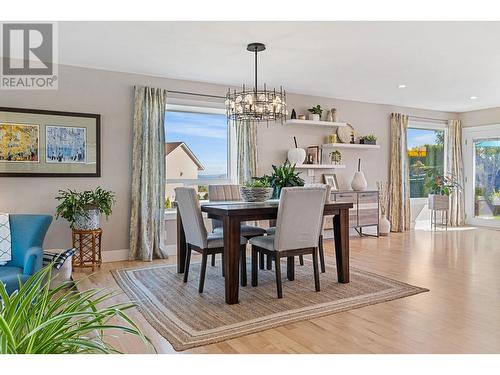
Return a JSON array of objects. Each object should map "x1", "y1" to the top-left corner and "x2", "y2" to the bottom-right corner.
[
  {"x1": 208, "y1": 184, "x2": 267, "y2": 267},
  {"x1": 175, "y1": 187, "x2": 248, "y2": 292},
  {"x1": 266, "y1": 183, "x2": 331, "y2": 273},
  {"x1": 249, "y1": 186, "x2": 327, "y2": 298}
]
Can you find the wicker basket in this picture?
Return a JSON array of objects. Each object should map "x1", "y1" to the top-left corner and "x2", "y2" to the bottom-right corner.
[{"x1": 239, "y1": 187, "x2": 273, "y2": 202}]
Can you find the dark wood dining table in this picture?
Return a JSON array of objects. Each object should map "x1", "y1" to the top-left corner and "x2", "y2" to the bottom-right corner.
[{"x1": 176, "y1": 200, "x2": 353, "y2": 305}]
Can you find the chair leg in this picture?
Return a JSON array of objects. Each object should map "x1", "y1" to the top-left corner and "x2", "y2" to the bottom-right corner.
[
  {"x1": 240, "y1": 245, "x2": 247, "y2": 287},
  {"x1": 259, "y1": 252, "x2": 264, "y2": 270},
  {"x1": 221, "y1": 252, "x2": 225, "y2": 277},
  {"x1": 318, "y1": 234, "x2": 326, "y2": 273},
  {"x1": 198, "y1": 251, "x2": 208, "y2": 293},
  {"x1": 183, "y1": 246, "x2": 192, "y2": 283},
  {"x1": 211, "y1": 253, "x2": 216, "y2": 267},
  {"x1": 251, "y1": 245, "x2": 258, "y2": 287},
  {"x1": 312, "y1": 248, "x2": 320, "y2": 292},
  {"x1": 275, "y1": 255, "x2": 283, "y2": 298},
  {"x1": 266, "y1": 254, "x2": 272, "y2": 270},
  {"x1": 299, "y1": 255, "x2": 304, "y2": 266}
]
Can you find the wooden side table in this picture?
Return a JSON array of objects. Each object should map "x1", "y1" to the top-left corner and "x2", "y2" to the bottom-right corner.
[{"x1": 72, "y1": 228, "x2": 102, "y2": 271}]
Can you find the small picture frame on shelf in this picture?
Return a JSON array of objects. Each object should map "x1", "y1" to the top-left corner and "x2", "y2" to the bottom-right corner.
[
  {"x1": 323, "y1": 174, "x2": 339, "y2": 191},
  {"x1": 306, "y1": 146, "x2": 320, "y2": 164}
]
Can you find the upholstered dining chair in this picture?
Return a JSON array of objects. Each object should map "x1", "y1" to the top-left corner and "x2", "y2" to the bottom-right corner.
[
  {"x1": 175, "y1": 187, "x2": 248, "y2": 292},
  {"x1": 249, "y1": 186, "x2": 327, "y2": 298},
  {"x1": 208, "y1": 184, "x2": 267, "y2": 267},
  {"x1": 266, "y1": 183, "x2": 331, "y2": 273}
]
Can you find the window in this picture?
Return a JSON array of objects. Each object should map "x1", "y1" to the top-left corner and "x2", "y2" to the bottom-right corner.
[
  {"x1": 407, "y1": 123, "x2": 447, "y2": 198},
  {"x1": 164, "y1": 104, "x2": 234, "y2": 208}
]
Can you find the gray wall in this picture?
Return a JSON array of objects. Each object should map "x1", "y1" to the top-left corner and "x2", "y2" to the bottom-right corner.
[
  {"x1": 0, "y1": 64, "x2": 455, "y2": 253},
  {"x1": 459, "y1": 107, "x2": 500, "y2": 127}
]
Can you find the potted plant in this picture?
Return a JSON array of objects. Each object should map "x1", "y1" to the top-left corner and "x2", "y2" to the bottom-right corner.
[
  {"x1": 55, "y1": 187, "x2": 116, "y2": 230},
  {"x1": 307, "y1": 105, "x2": 323, "y2": 121},
  {"x1": 329, "y1": 150, "x2": 342, "y2": 165},
  {"x1": 256, "y1": 161, "x2": 305, "y2": 199},
  {"x1": 0, "y1": 265, "x2": 153, "y2": 354},
  {"x1": 360, "y1": 135, "x2": 377, "y2": 145},
  {"x1": 240, "y1": 179, "x2": 273, "y2": 202},
  {"x1": 425, "y1": 171, "x2": 461, "y2": 210}
]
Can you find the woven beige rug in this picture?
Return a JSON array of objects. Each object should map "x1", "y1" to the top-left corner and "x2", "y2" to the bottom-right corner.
[{"x1": 112, "y1": 259, "x2": 427, "y2": 351}]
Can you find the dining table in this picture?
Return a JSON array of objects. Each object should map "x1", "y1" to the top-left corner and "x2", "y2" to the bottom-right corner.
[{"x1": 176, "y1": 199, "x2": 353, "y2": 305}]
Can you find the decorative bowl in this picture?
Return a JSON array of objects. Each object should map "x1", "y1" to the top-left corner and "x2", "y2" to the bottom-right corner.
[{"x1": 239, "y1": 187, "x2": 273, "y2": 202}]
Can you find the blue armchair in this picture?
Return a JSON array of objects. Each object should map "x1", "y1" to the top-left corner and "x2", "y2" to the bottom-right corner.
[{"x1": 0, "y1": 214, "x2": 52, "y2": 294}]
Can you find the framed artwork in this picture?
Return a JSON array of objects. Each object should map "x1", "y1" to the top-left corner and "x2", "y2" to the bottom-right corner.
[
  {"x1": 0, "y1": 107, "x2": 100, "y2": 177},
  {"x1": 323, "y1": 174, "x2": 339, "y2": 191},
  {"x1": 306, "y1": 146, "x2": 321, "y2": 164}
]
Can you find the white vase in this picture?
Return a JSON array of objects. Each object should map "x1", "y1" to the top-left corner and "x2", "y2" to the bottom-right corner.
[
  {"x1": 287, "y1": 148, "x2": 306, "y2": 165},
  {"x1": 309, "y1": 114, "x2": 320, "y2": 121},
  {"x1": 74, "y1": 208, "x2": 100, "y2": 230},
  {"x1": 351, "y1": 171, "x2": 367, "y2": 191},
  {"x1": 379, "y1": 214, "x2": 391, "y2": 236}
]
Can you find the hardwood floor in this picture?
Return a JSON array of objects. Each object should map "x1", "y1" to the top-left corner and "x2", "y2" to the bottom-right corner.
[{"x1": 73, "y1": 226, "x2": 500, "y2": 353}]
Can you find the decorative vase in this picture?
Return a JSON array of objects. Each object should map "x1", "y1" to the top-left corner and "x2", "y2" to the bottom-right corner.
[
  {"x1": 379, "y1": 214, "x2": 391, "y2": 236},
  {"x1": 331, "y1": 108, "x2": 337, "y2": 122},
  {"x1": 74, "y1": 208, "x2": 100, "y2": 230},
  {"x1": 287, "y1": 148, "x2": 306, "y2": 165},
  {"x1": 309, "y1": 113, "x2": 320, "y2": 121},
  {"x1": 351, "y1": 171, "x2": 367, "y2": 191},
  {"x1": 291, "y1": 109, "x2": 297, "y2": 119},
  {"x1": 428, "y1": 194, "x2": 449, "y2": 210},
  {"x1": 326, "y1": 109, "x2": 333, "y2": 122},
  {"x1": 239, "y1": 187, "x2": 273, "y2": 202}
]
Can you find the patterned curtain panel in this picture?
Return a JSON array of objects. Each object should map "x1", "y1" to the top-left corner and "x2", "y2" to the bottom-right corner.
[
  {"x1": 447, "y1": 119, "x2": 465, "y2": 226},
  {"x1": 388, "y1": 113, "x2": 410, "y2": 232},
  {"x1": 129, "y1": 86, "x2": 168, "y2": 261},
  {"x1": 236, "y1": 119, "x2": 257, "y2": 184}
]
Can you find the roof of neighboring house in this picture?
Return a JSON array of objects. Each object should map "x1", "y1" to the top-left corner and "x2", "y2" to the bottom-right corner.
[{"x1": 165, "y1": 142, "x2": 204, "y2": 171}]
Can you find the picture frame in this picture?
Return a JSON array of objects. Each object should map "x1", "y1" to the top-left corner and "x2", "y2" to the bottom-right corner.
[
  {"x1": 306, "y1": 146, "x2": 321, "y2": 164},
  {"x1": 323, "y1": 174, "x2": 339, "y2": 191},
  {"x1": 0, "y1": 107, "x2": 100, "y2": 177}
]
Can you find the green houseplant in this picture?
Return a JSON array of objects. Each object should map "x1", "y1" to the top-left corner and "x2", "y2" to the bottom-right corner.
[
  {"x1": 360, "y1": 135, "x2": 377, "y2": 145},
  {"x1": 55, "y1": 187, "x2": 115, "y2": 230},
  {"x1": 0, "y1": 265, "x2": 154, "y2": 354},
  {"x1": 240, "y1": 179, "x2": 273, "y2": 202},
  {"x1": 307, "y1": 105, "x2": 323, "y2": 121},
  {"x1": 423, "y1": 170, "x2": 462, "y2": 210},
  {"x1": 256, "y1": 161, "x2": 305, "y2": 199}
]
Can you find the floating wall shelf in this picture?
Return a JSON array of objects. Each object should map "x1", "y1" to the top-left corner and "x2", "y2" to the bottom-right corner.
[
  {"x1": 322, "y1": 143, "x2": 381, "y2": 149},
  {"x1": 285, "y1": 119, "x2": 348, "y2": 127},
  {"x1": 295, "y1": 164, "x2": 346, "y2": 169}
]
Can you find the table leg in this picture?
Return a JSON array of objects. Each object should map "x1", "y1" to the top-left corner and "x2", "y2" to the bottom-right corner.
[
  {"x1": 223, "y1": 216, "x2": 241, "y2": 304},
  {"x1": 287, "y1": 256, "x2": 295, "y2": 281},
  {"x1": 333, "y1": 208, "x2": 350, "y2": 283},
  {"x1": 177, "y1": 209, "x2": 187, "y2": 273}
]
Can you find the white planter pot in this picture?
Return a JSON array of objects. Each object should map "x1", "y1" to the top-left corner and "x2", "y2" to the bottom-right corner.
[
  {"x1": 287, "y1": 148, "x2": 306, "y2": 165},
  {"x1": 428, "y1": 194, "x2": 449, "y2": 210},
  {"x1": 379, "y1": 214, "x2": 391, "y2": 236},
  {"x1": 74, "y1": 209, "x2": 100, "y2": 230},
  {"x1": 309, "y1": 114, "x2": 320, "y2": 121},
  {"x1": 351, "y1": 171, "x2": 367, "y2": 191}
]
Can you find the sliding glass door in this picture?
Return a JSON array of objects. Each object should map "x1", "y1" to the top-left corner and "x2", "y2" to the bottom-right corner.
[{"x1": 463, "y1": 125, "x2": 500, "y2": 227}]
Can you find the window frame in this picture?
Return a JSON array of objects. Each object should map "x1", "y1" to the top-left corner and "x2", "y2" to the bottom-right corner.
[
  {"x1": 407, "y1": 120, "x2": 448, "y2": 201},
  {"x1": 165, "y1": 103, "x2": 237, "y2": 187}
]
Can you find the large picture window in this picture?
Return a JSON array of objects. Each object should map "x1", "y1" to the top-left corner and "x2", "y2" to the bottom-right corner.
[
  {"x1": 164, "y1": 104, "x2": 233, "y2": 208},
  {"x1": 407, "y1": 123, "x2": 447, "y2": 198}
]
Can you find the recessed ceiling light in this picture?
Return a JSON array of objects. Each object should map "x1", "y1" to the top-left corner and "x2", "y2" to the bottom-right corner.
[
  {"x1": 470, "y1": 96, "x2": 478, "y2": 100},
  {"x1": 398, "y1": 84, "x2": 407, "y2": 89}
]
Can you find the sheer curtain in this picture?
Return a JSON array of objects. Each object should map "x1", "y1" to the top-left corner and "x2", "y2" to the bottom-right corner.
[
  {"x1": 236, "y1": 119, "x2": 257, "y2": 184},
  {"x1": 388, "y1": 113, "x2": 411, "y2": 232},
  {"x1": 447, "y1": 119, "x2": 465, "y2": 226},
  {"x1": 129, "y1": 86, "x2": 168, "y2": 261}
]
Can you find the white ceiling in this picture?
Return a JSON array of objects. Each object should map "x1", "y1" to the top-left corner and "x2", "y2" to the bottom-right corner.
[{"x1": 58, "y1": 21, "x2": 500, "y2": 112}]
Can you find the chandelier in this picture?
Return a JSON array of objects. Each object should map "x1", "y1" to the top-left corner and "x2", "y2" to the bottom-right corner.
[{"x1": 225, "y1": 43, "x2": 287, "y2": 124}]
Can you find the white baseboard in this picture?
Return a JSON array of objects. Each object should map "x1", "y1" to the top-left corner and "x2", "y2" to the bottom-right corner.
[{"x1": 101, "y1": 245, "x2": 177, "y2": 263}]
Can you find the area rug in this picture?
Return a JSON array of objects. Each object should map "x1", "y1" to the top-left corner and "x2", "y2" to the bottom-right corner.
[{"x1": 111, "y1": 259, "x2": 428, "y2": 351}]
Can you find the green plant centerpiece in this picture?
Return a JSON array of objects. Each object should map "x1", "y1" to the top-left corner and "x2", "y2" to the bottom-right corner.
[
  {"x1": 255, "y1": 161, "x2": 305, "y2": 199},
  {"x1": 55, "y1": 187, "x2": 115, "y2": 230},
  {"x1": 360, "y1": 134, "x2": 377, "y2": 145},
  {"x1": 307, "y1": 105, "x2": 323, "y2": 121},
  {"x1": 239, "y1": 179, "x2": 273, "y2": 202},
  {"x1": 0, "y1": 265, "x2": 154, "y2": 354}
]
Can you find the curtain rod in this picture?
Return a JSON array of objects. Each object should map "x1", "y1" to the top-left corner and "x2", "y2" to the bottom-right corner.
[
  {"x1": 408, "y1": 115, "x2": 448, "y2": 123},
  {"x1": 167, "y1": 90, "x2": 226, "y2": 99}
]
